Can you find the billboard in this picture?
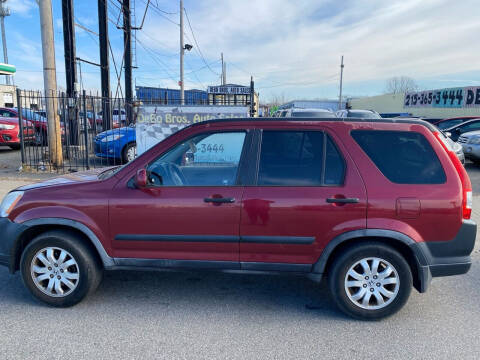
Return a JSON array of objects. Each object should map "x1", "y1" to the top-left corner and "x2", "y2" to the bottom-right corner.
[
  {"x1": 404, "y1": 86, "x2": 480, "y2": 108},
  {"x1": 136, "y1": 105, "x2": 249, "y2": 155}
]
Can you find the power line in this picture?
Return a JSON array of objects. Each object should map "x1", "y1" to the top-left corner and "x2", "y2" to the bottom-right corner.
[
  {"x1": 148, "y1": 0, "x2": 178, "y2": 15},
  {"x1": 138, "y1": 0, "x2": 179, "y2": 26},
  {"x1": 183, "y1": 6, "x2": 220, "y2": 76}
]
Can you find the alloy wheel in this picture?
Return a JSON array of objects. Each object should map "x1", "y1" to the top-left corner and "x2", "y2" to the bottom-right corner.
[
  {"x1": 344, "y1": 257, "x2": 400, "y2": 310},
  {"x1": 126, "y1": 145, "x2": 137, "y2": 162},
  {"x1": 30, "y1": 247, "x2": 80, "y2": 298}
]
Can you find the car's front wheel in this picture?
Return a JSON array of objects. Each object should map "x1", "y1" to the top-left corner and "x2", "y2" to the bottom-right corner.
[
  {"x1": 328, "y1": 242, "x2": 412, "y2": 320},
  {"x1": 122, "y1": 142, "x2": 137, "y2": 163},
  {"x1": 20, "y1": 230, "x2": 103, "y2": 307}
]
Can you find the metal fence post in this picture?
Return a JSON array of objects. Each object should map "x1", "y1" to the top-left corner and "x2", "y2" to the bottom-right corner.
[
  {"x1": 16, "y1": 88, "x2": 25, "y2": 166},
  {"x1": 82, "y1": 90, "x2": 89, "y2": 169}
]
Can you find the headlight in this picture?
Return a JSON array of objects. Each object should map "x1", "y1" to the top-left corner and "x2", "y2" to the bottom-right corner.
[
  {"x1": 101, "y1": 134, "x2": 124, "y2": 142},
  {"x1": 469, "y1": 137, "x2": 480, "y2": 144},
  {"x1": 0, "y1": 191, "x2": 24, "y2": 217},
  {"x1": 0, "y1": 124, "x2": 15, "y2": 130}
]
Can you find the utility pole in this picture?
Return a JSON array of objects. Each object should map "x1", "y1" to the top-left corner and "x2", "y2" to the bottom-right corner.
[
  {"x1": 61, "y1": 0, "x2": 79, "y2": 145},
  {"x1": 223, "y1": 61, "x2": 226, "y2": 85},
  {"x1": 98, "y1": 0, "x2": 111, "y2": 130},
  {"x1": 250, "y1": 76, "x2": 255, "y2": 117},
  {"x1": 221, "y1": 53, "x2": 226, "y2": 85},
  {"x1": 220, "y1": 53, "x2": 225, "y2": 85},
  {"x1": 61, "y1": 0, "x2": 76, "y2": 97},
  {"x1": 338, "y1": 55, "x2": 344, "y2": 110},
  {"x1": 179, "y1": 0, "x2": 184, "y2": 105},
  {"x1": 123, "y1": 0, "x2": 133, "y2": 124},
  {"x1": 38, "y1": 0, "x2": 63, "y2": 166},
  {"x1": 0, "y1": 0, "x2": 10, "y2": 85}
]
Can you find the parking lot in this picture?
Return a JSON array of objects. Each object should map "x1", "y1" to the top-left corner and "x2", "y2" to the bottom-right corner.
[{"x1": 0, "y1": 146, "x2": 478, "y2": 359}]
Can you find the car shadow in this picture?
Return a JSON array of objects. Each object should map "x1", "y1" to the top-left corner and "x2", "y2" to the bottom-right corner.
[{"x1": 0, "y1": 268, "x2": 351, "y2": 321}]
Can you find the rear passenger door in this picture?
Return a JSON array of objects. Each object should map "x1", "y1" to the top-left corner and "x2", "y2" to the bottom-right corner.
[{"x1": 239, "y1": 128, "x2": 367, "y2": 267}]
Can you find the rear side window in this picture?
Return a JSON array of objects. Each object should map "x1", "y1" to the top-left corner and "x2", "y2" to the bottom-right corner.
[
  {"x1": 351, "y1": 130, "x2": 446, "y2": 184},
  {"x1": 258, "y1": 131, "x2": 345, "y2": 186}
]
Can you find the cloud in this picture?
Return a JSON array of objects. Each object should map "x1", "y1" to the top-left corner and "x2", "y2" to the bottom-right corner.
[
  {"x1": 9, "y1": 0, "x2": 480, "y2": 99},
  {"x1": 7, "y1": 0, "x2": 36, "y2": 17},
  {"x1": 135, "y1": 0, "x2": 480, "y2": 98}
]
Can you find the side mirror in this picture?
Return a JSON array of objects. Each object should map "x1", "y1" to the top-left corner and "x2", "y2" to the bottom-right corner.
[{"x1": 135, "y1": 169, "x2": 147, "y2": 188}]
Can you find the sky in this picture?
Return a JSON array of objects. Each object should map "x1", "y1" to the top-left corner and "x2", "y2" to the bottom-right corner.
[{"x1": 4, "y1": 0, "x2": 480, "y2": 103}]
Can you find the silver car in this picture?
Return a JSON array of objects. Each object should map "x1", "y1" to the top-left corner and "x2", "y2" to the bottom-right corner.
[{"x1": 458, "y1": 131, "x2": 480, "y2": 163}]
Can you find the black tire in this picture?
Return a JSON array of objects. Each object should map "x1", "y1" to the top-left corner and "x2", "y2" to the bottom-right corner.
[
  {"x1": 20, "y1": 230, "x2": 103, "y2": 307},
  {"x1": 9, "y1": 144, "x2": 20, "y2": 150},
  {"x1": 122, "y1": 142, "x2": 137, "y2": 164},
  {"x1": 328, "y1": 242, "x2": 412, "y2": 320}
]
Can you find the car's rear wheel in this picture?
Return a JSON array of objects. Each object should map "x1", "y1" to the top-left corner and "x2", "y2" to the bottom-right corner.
[
  {"x1": 122, "y1": 142, "x2": 136, "y2": 163},
  {"x1": 20, "y1": 230, "x2": 103, "y2": 307},
  {"x1": 328, "y1": 242, "x2": 412, "y2": 320},
  {"x1": 9, "y1": 144, "x2": 20, "y2": 150}
]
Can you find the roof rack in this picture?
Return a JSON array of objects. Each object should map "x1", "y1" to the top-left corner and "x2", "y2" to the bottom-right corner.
[{"x1": 184, "y1": 117, "x2": 437, "y2": 131}]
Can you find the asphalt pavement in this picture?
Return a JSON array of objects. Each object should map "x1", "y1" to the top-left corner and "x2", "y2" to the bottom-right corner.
[{"x1": 0, "y1": 147, "x2": 479, "y2": 359}]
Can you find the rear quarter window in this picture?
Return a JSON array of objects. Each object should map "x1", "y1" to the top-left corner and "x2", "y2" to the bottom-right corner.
[{"x1": 351, "y1": 130, "x2": 446, "y2": 184}]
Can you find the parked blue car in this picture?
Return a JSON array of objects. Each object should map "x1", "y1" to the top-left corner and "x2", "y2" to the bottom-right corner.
[{"x1": 94, "y1": 125, "x2": 136, "y2": 163}]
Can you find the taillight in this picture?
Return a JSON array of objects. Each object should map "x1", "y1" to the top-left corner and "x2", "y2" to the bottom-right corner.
[{"x1": 434, "y1": 132, "x2": 472, "y2": 219}]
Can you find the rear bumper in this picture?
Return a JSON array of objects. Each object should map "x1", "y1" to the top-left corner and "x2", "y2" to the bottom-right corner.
[{"x1": 413, "y1": 219, "x2": 476, "y2": 292}]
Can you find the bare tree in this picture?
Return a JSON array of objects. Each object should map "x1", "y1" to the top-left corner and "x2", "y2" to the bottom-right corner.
[
  {"x1": 385, "y1": 76, "x2": 418, "y2": 94},
  {"x1": 267, "y1": 92, "x2": 288, "y2": 107}
]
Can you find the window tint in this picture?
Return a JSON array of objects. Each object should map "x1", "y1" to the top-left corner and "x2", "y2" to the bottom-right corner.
[
  {"x1": 147, "y1": 132, "x2": 246, "y2": 186},
  {"x1": 258, "y1": 131, "x2": 323, "y2": 186},
  {"x1": 325, "y1": 136, "x2": 345, "y2": 184},
  {"x1": 0, "y1": 110, "x2": 15, "y2": 117},
  {"x1": 459, "y1": 121, "x2": 480, "y2": 131},
  {"x1": 438, "y1": 119, "x2": 462, "y2": 130},
  {"x1": 351, "y1": 130, "x2": 446, "y2": 184}
]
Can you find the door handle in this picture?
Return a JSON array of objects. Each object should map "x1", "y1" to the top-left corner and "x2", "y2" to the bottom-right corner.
[
  {"x1": 204, "y1": 197, "x2": 236, "y2": 204},
  {"x1": 326, "y1": 197, "x2": 359, "y2": 204}
]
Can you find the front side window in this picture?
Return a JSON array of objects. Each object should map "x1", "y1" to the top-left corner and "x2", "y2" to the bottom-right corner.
[
  {"x1": 147, "y1": 132, "x2": 246, "y2": 186},
  {"x1": 257, "y1": 130, "x2": 345, "y2": 186}
]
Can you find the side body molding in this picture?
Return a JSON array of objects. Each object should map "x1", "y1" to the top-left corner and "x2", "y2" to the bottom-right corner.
[
  {"x1": 21, "y1": 218, "x2": 115, "y2": 268},
  {"x1": 311, "y1": 229, "x2": 428, "y2": 274}
]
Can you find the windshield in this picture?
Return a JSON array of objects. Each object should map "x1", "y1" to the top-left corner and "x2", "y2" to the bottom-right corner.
[
  {"x1": 347, "y1": 111, "x2": 381, "y2": 119},
  {"x1": 97, "y1": 165, "x2": 126, "y2": 180},
  {"x1": 291, "y1": 111, "x2": 335, "y2": 118}
]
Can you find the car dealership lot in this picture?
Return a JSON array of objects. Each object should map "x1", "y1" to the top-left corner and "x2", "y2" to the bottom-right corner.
[{"x1": 0, "y1": 170, "x2": 479, "y2": 359}]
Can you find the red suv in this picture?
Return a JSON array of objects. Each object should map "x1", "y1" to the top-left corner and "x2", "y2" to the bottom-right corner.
[{"x1": 0, "y1": 118, "x2": 476, "y2": 320}]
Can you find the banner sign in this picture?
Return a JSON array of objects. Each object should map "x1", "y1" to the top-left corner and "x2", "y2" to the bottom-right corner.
[
  {"x1": 404, "y1": 86, "x2": 480, "y2": 108},
  {"x1": 136, "y1": 105, "x2": 249, "y2": 155},
  {"x1": 207, "y1": 85, "x2": 251, "y2": 95}
]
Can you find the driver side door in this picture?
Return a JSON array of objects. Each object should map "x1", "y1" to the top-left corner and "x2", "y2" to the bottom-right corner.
[{"x1": 108, "y1": 130, "x2": 251, "y2": 265}]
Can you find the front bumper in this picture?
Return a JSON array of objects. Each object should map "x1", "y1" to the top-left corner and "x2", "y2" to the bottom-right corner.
[
  {"x1": 0, "y1": 217, "x2": 28, "y2": 273},
  {"x1": 413, "y1": 219, "x2": 476, "y2": 292},
  {"x1": 94, "y1": 140, "x2": 122, "y2": 159}
]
